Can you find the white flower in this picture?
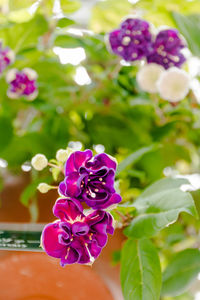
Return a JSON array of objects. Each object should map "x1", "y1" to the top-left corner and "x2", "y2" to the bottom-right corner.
[
  {"x1": 23, "y1": 68, "x2": 38, "y2": 80},
  {"x1": 7, "y1": 90, "x2": 18, "y2": 99},
  {"x1": 6, "y1": 68, "x2": 17, "y2": 83},
  {"x1": 26, "y1": 90, "x2": 38, "y2": 101},
  {"x1": 6, "y1": 50, "x2": 15, "y2": 63},
  {"x1": 137, "y1": 63, "x2": 164, "y2": 93},
  {"x1": 56, "y1": 149, "x2": 69, "y2": 162},
  {"x1": 31, "y1": 154, "x2": 48, "y2": 171},
  {"x1": 37, "y1": 183, "x2": 51, "y2": 193},
  {"x1": 157, "y1": 67, "x2": 190, "y2": 102}
]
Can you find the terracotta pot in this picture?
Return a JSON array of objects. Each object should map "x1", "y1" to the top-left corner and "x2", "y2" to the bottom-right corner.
[
  {"x1": 0, "y1": 252, "x2": 114, "y2": 300},
  {"x1": 0, "y1": 172, "x2": 58, "y2": 223},
  {"x1": 0, "y1": 172, "x2": 125, "y2": 300}
]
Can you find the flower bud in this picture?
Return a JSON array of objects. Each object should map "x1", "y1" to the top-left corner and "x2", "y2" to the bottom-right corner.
[
  {"x1": 157, "y1": 67, "x2": 190, "y2": 102},
  {"x1": 56, "y1": 148, "x2": 74, "y2": 162},
  {"x1": 56, "y1": 149, "x2": 69, "y2": 162},
  {"x1": 137, "y1": 63, "x2": 164, "y2": 93},
  {"x1": 37, "y1": 183, "x2": 51, "y2": 193},
  {"x1": 31, "y1": 154, "x2": 48, "y2": 171}
]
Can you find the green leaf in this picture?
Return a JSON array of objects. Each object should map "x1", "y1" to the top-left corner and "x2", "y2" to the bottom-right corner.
[
  {"x1": 162, "y1": 248, "x2": 200, "y2": 296},
  {"x1": 172, "y1": 12, "x2": 200, "y2": 56},
  {"x1": 60, "y1": 0, "x2": 81, "y2": 13},
  {"x1": 124, "y1": 178, "x2": 197, "y2": 239},
  {"x1": 52, "y1": 167, "x2": 60, "y2": 181},
  {"x1": 20, "y1": 176, "x2": 52, "y2": 207},
  {"x1": 0, "y1": 116, "x2": 13, "y2": 153},
  {"x1": 9, "y1": 0, "x2": 36, "y2": 10},
  {"x1": 116, "y1": 144, "x2": 160, "y2": 175},
  {"x1": 54, "y1": 34, "x2": 82, "y2": 48},
  {"x1": 132, "y1": 0, "x2": 200, "y2": 27},
  {"x1": 8, "y1": 9, "x2": 33, "y2": 23},
  {"x1": 0, "y1": 14, "x2": 48, "y2": 52},
  {"x1": 20, "y1": 178, "x2": 42, "y2": 207},
  {"x1": 57, "y1": 17, "x2": 75, "y2": 28},
  {"x1": 90, "y1": 0, "x2": 132, "y2": 33},
  {"x1": 121, "y1": 239, "x2": 161, "y2": 300}
]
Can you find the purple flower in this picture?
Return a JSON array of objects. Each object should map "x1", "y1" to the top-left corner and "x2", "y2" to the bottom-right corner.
[
  {"x1": 0, "y1": 43, "x2": 15, "y2": 74},
  {"x1": 147, "y1": 29, "x2": 186, "y2": 69},
  {"x1": 59, "y1": 150, "x2": 121, "y2": 210},
  {"x1": 41, "y1": 198, "x2": 114, "y2": 266},
  {"x1": 6, "y1": 68, "x2": 38, "y2": 100},
  {"x1": 108, "y1": 18, "x2": 153, "y2": 62}
]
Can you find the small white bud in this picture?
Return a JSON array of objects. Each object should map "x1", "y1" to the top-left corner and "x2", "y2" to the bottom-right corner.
[
  {"x1": 23, "y1": 68, "x2": 38, "y2": 80},
  {"x1": 6, "y1": 68, "x2": 17, "y2": 83},
  {"x1": 56, "y1": 149, "x2": 69, "y2": 162},
  {"x1": 137, "y1": 63, "x2": 165, "y2": 93},
  {"x1": 37, "y1": 183, "x2": 51, "y2": 193},
  {"x1": 157, "y1": 67, "x2": 190, "y2": 102},
  {"x1": 56, "y1": 147, "x2": 74, "y2": 162},
  {"x1": 31, "y1": 154, "x2": 48, "y2": 171}
]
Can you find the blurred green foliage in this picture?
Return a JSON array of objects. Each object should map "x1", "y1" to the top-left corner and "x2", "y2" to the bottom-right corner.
[{"x1": 0, "y1": 1, "x2": 200, "y2": 299}]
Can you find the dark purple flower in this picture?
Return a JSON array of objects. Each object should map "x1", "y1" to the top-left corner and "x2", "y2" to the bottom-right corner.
[
  {"x1": 147, "y1": 29, "x2": 186, "y2": 69},
  {"x1": 0, "y1": 43, "x2": 15, "y2": 74},
  {"x1": 59, "y1": 150, "x2": 121, "y2": 210},
  {"x1": 108, "y1": 18, "x2": 153, "y2": 62},
  {"x1": 41, "y1": 198, "x2": 114, "y2": 266},
  {"x1": 6, "y1": 68, "x2": 38, "y2": 100}
]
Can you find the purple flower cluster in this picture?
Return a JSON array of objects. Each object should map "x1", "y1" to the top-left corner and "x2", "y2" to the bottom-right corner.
[
  {"x1": 108, "y1": 18, "x2": 186, "y2": 69},
  {"x1": 59, "y1": 150, "x2": 121, "y2": 209},
  {"x1": 42, "y1": 150, "x2": 121, "y2": 266},
  {"x1": 147, "y1": 29, "x2": 186, "y2": 69},
  {"x1": 108, "y1": 18, "x2": 152, "y2": 62},
  {"x1": 6, "y1": 68, "x2": 38, "y2": 100},
  {"x1": 0, "y1": 43, "x2": 14, "y2": 74},
  {"x1": 42, "y1": 198, "x2": 114, "y2": 266}
]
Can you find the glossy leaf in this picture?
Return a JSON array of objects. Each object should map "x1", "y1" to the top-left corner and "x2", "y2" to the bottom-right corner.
[
  {"x1": 124, "y1": 178, "x2": 197, "y2": 239},
  {"x1": 116, "y1": 144, "x2": 160, "y2": 175},
  {"x1": 172, "y1": 12, "x2": 200, "y2": 56},
  {"x1": 121, "y1": 239, "x2": 161, "y2": 300},
  {"x1": 162, "y1": 248, "x2": 200, "y2": 296},
  {"x1": 57, "y1": 17, "x2": 75, "y2": 28}
]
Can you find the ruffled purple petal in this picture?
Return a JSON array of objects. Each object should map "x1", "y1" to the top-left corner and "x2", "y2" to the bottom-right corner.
[
  {"x1": 41, "y1": 222, "x2": 67, "y2": 258},
  {"x1": 63, "y1": 172, "x2": 83, "y2": 198},
  {"x1": 53, "y1": 198, "x2": 83, "y2": 221},
  {"x1": 88, "y1": 240, "x2": 102, "y2": 259},
  {"x1": 60, "y1": 247, "x2": 79, "y2": 266},
  {"x1": 86, "y1": 210, "x2": 114, "y2": 237},
  {"x1": 71, "y1": 239, "x2": 90, "y2": 264},
  {"x1": 65, "y1": 149, "x2": 93, "y2": 175},
  {"x1": 72, "y1": 222, "x2": 89, "y2": 236},
  {"x1": 87, "y1": 153, "x2": 117, "y2": 171},
  {"x1": 84, "y1": 192, "x2": 121, "y2": 210},
  {"x1": 58, "y1": 180, "x2": 67, "y2": 196}
]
